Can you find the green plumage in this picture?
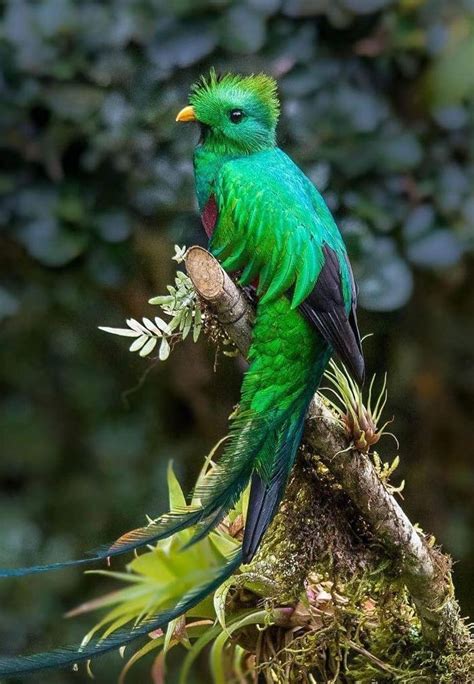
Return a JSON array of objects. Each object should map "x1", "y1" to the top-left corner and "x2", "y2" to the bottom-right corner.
[
  {"x1": 191, "y1": 70, "x2": 363, "y2": 560},
  {"x1": 0, "y1": 71, "x2": 364, "y2": 677}
]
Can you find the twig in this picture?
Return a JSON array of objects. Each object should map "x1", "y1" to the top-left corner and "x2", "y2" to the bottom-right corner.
[{"x1": 185, "y1": 245, "x2": 467, "y2": 649}]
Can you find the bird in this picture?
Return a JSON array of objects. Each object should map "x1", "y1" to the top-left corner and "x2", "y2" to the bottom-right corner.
[{"x1": 0, "y1": 70, "x2": 364, "y2": 677}]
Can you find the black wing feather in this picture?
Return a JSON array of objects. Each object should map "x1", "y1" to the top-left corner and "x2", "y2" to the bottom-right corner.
[{"x1": 298, "y1": 244, "x2": 365, "y2": 385}]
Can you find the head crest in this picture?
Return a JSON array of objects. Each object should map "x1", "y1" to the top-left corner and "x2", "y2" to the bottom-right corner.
[{"x1": 191, "y1": 69, "x2": 280, "y2": 127}]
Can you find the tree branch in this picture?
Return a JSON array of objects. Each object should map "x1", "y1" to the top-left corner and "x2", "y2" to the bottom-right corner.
[{"x1": 185, "y1": 245, "x2": 467, "y2": 649}]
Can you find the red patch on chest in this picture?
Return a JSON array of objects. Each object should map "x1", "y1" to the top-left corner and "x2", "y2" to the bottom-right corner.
[{"x1": 201, "y1": 195, "x2": 218, "y2": 238}]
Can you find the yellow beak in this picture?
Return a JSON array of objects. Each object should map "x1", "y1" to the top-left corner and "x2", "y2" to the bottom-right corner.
[{"x1": 176, "y1": 105, "x2": 197, "y2": 123}]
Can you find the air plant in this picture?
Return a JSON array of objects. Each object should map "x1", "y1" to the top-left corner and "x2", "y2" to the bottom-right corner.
[{"x1": 321, "y1": 357, "x2": 398, "y2": 454}]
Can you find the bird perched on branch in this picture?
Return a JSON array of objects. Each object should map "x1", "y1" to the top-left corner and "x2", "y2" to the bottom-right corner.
[{"x1": 0, "y1": 70, "x2": 364, "y2": 677}]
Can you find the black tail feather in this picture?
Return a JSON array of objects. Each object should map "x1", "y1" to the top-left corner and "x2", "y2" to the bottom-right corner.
[
  {"x1": 242, "y1": 473, "x2": 286, "y2": 562},
  {"x1": 242, "y1": 407, "x2": 309, "y2": 563}
]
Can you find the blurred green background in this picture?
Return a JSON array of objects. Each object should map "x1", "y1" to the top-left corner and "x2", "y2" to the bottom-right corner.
[{"x1": 0, "y1": 0, "x2": 473, "y2": 682}]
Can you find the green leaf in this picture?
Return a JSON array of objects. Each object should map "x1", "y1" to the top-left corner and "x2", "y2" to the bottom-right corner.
[
  {"x1": 167, "y1": 461, "x2": 187, "y2": 510},
  {"x1": 149, "y1": 295, "x2": 171, "y2": 306},
  {"x1": 169, "y1": 311, "x2": 183, "y2": 330},
  {"x1": 163, "y1": 618, "x2": 179, "y2": 654},
  {"x1": 154, "y1": 316, "x2": 171, "y2": 334},
  {"x1": 98, "y1": 326, "x2": 140, "y2": 338},
  {"x1": 80, "y1": 588, "x2": 152, "y2": 647},
  {"x1": 233, "y1": 645, "x2": 246, "y2": 681},
  {"x1": 142, "y1": 318, "x2": 163, "y2": 335},
  {"x1": 210, "y1": 610, "x2": 270, "y2": 684},
  {"x1": 127, "y1": 319, "x2": 148, "y2": 334},
  {"x1": 209, "y1": 530, "x2": 240, "y2": 558},
  {"x1": 139, "y1": 337, "x2": 158, "y2": 357},
  {"x1": 193, "y1": 306, "x2": 202, "y2": 342},
  {"x1": 213, "y1": 576, "x2": 233, "y2": 631},
  {"x1": 128, "y1": 551, "x2": 177, "y2": 583},
  {"x1": 129, "y1": 335, "x2": 148, "y2": 352},
  {"x1": 159, "y1": 337, "x2": 170, "y2": 360},
  {"x1": 179, "y1": 623, "x2": 223, "y2": 684},
  {"x1": 182, "y1": 310, "x2": 192, "y2": 340}
]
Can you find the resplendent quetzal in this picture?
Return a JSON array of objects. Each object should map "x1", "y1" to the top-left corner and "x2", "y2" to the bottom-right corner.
[{"x1": 0, "y1": 71, "x2": 364, "y2": 677}]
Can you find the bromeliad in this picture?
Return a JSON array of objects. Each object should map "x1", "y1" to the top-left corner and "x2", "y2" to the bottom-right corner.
[{"x1": 0, "y1": 70, "x2": 364, "y2": 677}]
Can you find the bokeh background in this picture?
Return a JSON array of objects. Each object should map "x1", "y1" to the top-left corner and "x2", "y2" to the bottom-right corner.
[{"x1": 1, "y1": 0, "x2": 473, "y2": 682}]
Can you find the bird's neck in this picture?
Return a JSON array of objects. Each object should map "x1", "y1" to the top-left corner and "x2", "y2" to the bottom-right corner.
[{"x1": 193, "y1": 146, "x2": 236, "y2": 211}]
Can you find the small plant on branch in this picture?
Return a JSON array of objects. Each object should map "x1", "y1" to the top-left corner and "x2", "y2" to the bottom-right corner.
[
  {"x1": 320, "y1": 357, "x2": 398, "y2": 454},
  {"x1": 99, "y1": 245, "x2": 203, "y2": 360}
]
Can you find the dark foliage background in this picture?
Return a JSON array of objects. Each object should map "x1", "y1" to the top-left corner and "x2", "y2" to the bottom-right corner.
[{"x1": 0, "y1": 0, "x2": 473, "y2": 682}]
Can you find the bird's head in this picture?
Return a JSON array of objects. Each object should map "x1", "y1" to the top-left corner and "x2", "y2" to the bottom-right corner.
[{"x1": 176, "y1": 69, "x2": 280, "y2": 154}]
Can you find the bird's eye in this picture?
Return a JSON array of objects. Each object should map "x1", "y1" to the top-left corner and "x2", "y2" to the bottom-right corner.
[{"x1": 229, "y1": 109, "x2": 244, "y2": 124}]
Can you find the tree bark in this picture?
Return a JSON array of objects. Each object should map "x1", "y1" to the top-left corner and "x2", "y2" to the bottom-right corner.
[{"x1": 185, "y1": 245, "x2": 468, "y2": 650}]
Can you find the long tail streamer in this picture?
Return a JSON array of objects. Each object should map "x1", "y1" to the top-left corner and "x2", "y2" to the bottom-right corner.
[
  {"x1": 0, "y1": 411, "x2": 272, "y2": 579},
  {"x1": 0, "y1": 551, "x2": 242, "y2": 677}
]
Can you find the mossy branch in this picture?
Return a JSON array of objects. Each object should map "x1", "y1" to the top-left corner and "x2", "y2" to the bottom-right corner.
[{"x1": 185, "y1": 245, "x2": 467, "y2": 651}]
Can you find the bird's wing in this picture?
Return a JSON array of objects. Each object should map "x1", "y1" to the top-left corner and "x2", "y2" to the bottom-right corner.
[
  {"x1": 211, "y1": 155, "x2": 364, "y2": 384},
  {"x1": 298, "y1": 244, "x2": 364, "y2": 385}
]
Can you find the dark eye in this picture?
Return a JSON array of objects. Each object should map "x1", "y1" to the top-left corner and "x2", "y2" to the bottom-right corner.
[{"x1": 229, "y1": 109, "x2": 244, "y2": 124}]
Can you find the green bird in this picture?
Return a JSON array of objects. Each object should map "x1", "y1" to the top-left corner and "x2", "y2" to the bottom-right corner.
[{"x1": 0, "y1": 71, "x2": 363, "y2": 677}]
